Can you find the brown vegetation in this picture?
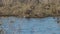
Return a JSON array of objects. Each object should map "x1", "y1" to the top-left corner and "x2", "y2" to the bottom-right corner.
[{"x1": 0, "y1": 0, "x2": 60, "y2": 18}]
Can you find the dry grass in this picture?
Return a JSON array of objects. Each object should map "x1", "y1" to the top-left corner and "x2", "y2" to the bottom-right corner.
[{"x1": 0, "y1": 0, "x2": 60, "y2": 17}]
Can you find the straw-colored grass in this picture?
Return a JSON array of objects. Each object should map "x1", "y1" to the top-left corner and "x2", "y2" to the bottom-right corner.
[{"x1": 0, "y1": 0, "x2": 60, "y2": 17}]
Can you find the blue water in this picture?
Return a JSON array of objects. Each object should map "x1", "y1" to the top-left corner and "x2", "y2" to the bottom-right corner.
[{"x1": 0, "y1": 17, "x2": 60, "y2": 34}]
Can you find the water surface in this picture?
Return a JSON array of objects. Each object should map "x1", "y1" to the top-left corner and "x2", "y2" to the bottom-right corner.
[{"x1": 0, "y1": 17, "x2": 60, "y2": 34}]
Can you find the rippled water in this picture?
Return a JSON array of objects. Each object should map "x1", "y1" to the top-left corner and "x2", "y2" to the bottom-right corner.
[{"x1": 0, "y1": 17, "x2": 60, "y2": 34}]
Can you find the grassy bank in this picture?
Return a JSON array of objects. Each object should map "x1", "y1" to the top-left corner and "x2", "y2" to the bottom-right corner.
[{"x1": 0, "y1": 0, "x2": 60, "y2": 18}]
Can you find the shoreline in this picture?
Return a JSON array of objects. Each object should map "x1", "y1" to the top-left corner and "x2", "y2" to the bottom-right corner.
[{"x1": 0, "y1": 15, "x2": 55, "y2": 18}]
